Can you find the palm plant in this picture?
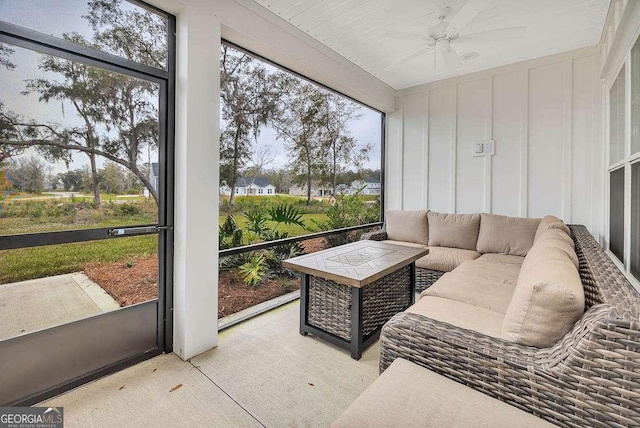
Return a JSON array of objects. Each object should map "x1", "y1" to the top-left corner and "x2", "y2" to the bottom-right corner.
[{"x1": 221, "y1": 203, "x2": 308, "y2": 286}]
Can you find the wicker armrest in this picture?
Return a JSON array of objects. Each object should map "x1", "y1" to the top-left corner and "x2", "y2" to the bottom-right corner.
[{"x1": 360, "y1": 229, "x2": 387, "y2": 241}]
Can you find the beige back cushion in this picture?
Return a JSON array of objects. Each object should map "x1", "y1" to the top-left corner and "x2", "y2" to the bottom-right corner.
[
  {"x1": 476, "y1": 214, "x2": 541, "y2": 256},
  {"x1": 428, "y1": 212, "x2": 480, "y2": 250},
  {"x1": 385, "y1": 210, "x2": 429, "y2": 245},
  {"x1": 535, "y1": 228, "x2": 578, "y2": 269},
  {"x1": 501, "y1": 240, "x2": 584, "y2": 348},
  {"x1": 534, "y1": 215, "x2": 570, "y2": 243}
]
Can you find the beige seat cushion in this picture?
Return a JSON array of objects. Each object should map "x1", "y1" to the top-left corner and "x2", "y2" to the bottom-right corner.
[
  {"x1": 453, "y1": 259, "x2": 520, "y2": 285},
  {"x1": 385, "y1": 210, "x2": 429, "y2": 245},
  {"x1": 476, "y1": 214, "x2": 541, "y2": 256},
  {"x1": 428, "y1": 212, "x2": 480, "y2": 250},
  {"x1": 332, "y1": 358, "x2": 555, "y2": 428},
  {"x1": 415, "y1": 247, "x2": 481, "y2": 272},
  {"x1": 407, "y1": 296, "x2": 504, "y2": 338},
  {"x1": 422, "y1": 271, "x2": 516, "y2": 313},
  {"x1": 381, "y1": 240, "x2": 427, "y2": 249},
  {"x1": 477, "y1": 253, "x2": 525, "y2": 266},
  {"x1": 501, "y1": 239, "x2": 585, "y2": 348},
  {"x1": 534, "y1": 215, "x2": 571, "y2": 243}
]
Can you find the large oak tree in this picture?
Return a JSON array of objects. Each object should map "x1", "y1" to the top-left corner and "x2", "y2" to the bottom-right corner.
[{"x1": 0, "y1": 0, "x2": 166, "y2": 204}]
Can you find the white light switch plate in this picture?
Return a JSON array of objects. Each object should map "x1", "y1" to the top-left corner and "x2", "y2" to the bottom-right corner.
[{"x1": 472, "y1": 140, "x2": 495, "y2": 157}]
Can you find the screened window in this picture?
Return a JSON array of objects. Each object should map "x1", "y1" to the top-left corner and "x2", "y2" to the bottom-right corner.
[
  {"x1": 633, "y1": 38, "x2": 640, "y2": 156},
  {"x1": 632, "y1": 162, "x2": 640, "y2": 278},
  {"x1": 219, "y1": 42, "x2": 383, "y2": 242},
  {"x1": 610, "y1": 167, "x2": 625, "y2": 263},
  {"x1": 610, "y1": 66, "x2": 626, "y2": 164}
]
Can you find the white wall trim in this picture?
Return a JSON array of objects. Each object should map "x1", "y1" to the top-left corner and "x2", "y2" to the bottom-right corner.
[
  {"x1": 563, "y1": 60, "x2": 573, "y2": 222},
  {"x1": 485, "y1": 77, "x2": 493, "y2": 213},
  {"x1": 519, "y1": 68, "x2": 529, "y2": 218},
  {"x1": 450, "y1": 85, "x2": 458, "y2": 213},
  {"x1": 385, "y1": 102, "x2": 404, "y2": 211},
  {"x1": 423, "y1": 91, "x2": 430, "y2": 209}
]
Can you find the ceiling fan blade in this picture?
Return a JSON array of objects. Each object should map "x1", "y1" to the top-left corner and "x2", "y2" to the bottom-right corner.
[
  {"x1": 385, "y1": 31, "x2": 426, "y2": 40},
  {"x1": 439, "y1": 44, "x2": 462, "y2": 69},
  {"x1": 459, "y1": 26, "x2": 527, "y2": 42},
  {"x1": 447, "y1": 0, "x2": 487, "y2": 32},
  {"x1": 384, "y1": 46, "x2": 434, "y2": 71}
]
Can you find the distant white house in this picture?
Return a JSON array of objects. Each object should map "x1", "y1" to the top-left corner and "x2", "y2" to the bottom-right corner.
[
  {"x1": 220, "y1": 176, "x2": 276, "y2": 196},
  {"x1": 351, "y1": 177, "x2": 381, "y2": 195},
  {"x1": 288, "y1": 181, "x2": 333, "y2": 197}
]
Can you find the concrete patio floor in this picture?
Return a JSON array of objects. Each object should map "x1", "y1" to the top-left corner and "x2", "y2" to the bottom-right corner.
[
  {"x1": 0, "y1": 273, "x2": 120, "y2": 341},
  {"x1": 42, "y1": 300, "x2": 380, "y2": 427}
]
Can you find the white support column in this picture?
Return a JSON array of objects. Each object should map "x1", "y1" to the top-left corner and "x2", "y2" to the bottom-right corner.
[{"x1": 173, "y1": 6, "x2": 220, "y2": 360}]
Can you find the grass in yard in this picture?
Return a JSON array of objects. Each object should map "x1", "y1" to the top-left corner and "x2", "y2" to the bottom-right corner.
[
  {"x1": 0, "y1": 235, "x2": 158, "y2": 284},
  {"x1": 39, "y1": 193, "x2": 148, "y2": 202},
  {"x1": 0, "y1": 215, "x2": 158, "y2": 235}
]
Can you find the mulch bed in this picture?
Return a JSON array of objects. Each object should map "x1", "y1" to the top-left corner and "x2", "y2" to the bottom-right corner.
[
  {"x1": 300, "y1": 237, "x2": 329, "y2": 253},
  {"x1": 84, "y1": 257, "x2": 159, "y2": 306},
  {"x1": 83, "y1": 250, "x2": 325, "y2": 318},
  {"x1": 218, "y1": 270, "x2": 299, "y2": 318},
  {"x1": 84, "y1": 238, "x2": 330, "y2": 317}
]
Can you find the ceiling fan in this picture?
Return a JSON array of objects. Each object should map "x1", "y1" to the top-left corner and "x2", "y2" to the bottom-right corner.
[{"x1": 384, "y1": 0, "x2": 527, "y2": 71}]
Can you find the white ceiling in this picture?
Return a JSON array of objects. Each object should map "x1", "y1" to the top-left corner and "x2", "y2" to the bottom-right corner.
[{"x1": 252, "y1": 0, "x2": 610, "y2": 90}]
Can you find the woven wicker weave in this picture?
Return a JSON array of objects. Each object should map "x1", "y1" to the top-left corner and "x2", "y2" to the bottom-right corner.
[
  {"x1": 415, "y1": 268, "x2": 444, "y2": 292},
  {"x1": 379, "y1": 225, "x2": 640, "y2": 427},
  {"x1": 360, "y1": 229, "x2": 443, "y2": 292},
  {"x1": 308, "y1": 265, "x2": 411, "y2": 341}
]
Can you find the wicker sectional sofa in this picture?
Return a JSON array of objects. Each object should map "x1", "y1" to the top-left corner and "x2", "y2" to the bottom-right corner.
[{"x1": 362, "y1": 211, "x2": 640, "y2": 427}]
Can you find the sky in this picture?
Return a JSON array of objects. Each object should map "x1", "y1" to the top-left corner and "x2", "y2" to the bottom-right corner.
[
  {"x1": 253, "y1": 109, "x2": 382, "y2": 171},
  {"x1": 0, "y1": 0, "x2": 383, "y2": 180}
]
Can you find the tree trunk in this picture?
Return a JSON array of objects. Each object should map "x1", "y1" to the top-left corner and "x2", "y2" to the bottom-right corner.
[
  {"x1": 306, "y1": 165, "x2": 311, "y2": 205},
  {"x1": 229, "y1": 130, "x2": 241, "y2": 209},
  {"x1": 89, "y1": 152, "x2": 101, "y2": 206},
  {"x1": 333, "y1": 155, "x2": 337, "y2": 195}
]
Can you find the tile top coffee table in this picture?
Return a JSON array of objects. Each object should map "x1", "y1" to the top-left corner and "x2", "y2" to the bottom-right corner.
[{"x1": 283, "y1": 240, "x2": 428, "y2": 359}]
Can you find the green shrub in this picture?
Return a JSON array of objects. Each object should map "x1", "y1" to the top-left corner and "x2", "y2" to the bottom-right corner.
[
  {"x1": 219, "y1": 203, "x2": 307, "y2": 286},
  {"x1": 219, "y1": 215, "x2": 244, "y2": 250},
  {"x1": 238, "y1": 252, "x2": 267, "y2": 287},
  {"x1": 312, "y1": 191, "x2": 380, "y2": 246},
  {"x1": 108, "y1": 202, "x2": 142, "y2": 217}
]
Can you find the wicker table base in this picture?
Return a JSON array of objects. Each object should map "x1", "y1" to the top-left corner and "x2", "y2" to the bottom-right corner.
[{"x1": 299, "y1": 264, "x2": 415, "y2": 359}]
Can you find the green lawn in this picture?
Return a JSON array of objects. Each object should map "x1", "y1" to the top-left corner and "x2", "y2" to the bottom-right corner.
[
  {"x1": 0, "y1": 215, "x2": 158, "y2": 236},
  {"x1": 40, "y1": 192, "x2": 148, "y2": 202},
  {"x1": 0, "y1": 235, "x2": 158, "y2": 284}
]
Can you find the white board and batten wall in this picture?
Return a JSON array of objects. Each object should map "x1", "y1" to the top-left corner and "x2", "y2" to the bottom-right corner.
[{"x1": 386, "y1": 45, "x2": 604, "y2": 240}]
